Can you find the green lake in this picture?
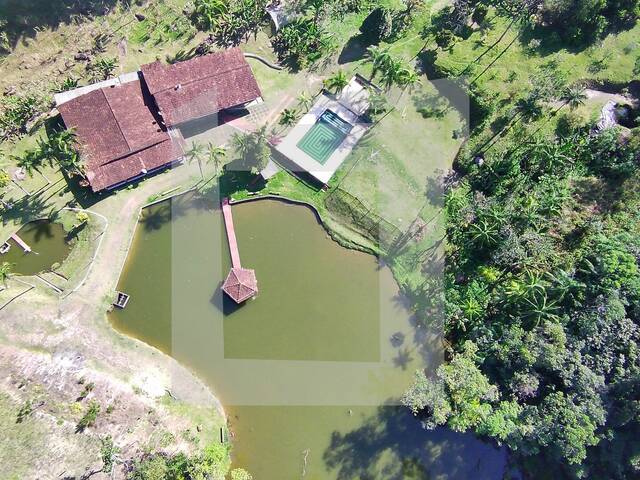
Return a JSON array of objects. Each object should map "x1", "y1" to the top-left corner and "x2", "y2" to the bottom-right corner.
[
  {"x1": 2, "y1": 220, "x2": 72, "y2": 275},
  {"x1": 110, "y1": 192, "x2": 508, "y2": 479}
]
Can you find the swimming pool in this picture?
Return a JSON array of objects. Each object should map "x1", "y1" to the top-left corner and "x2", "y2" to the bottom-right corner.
[{"x1": 297, "y1": 109, "x2": 353, "y2": 165}]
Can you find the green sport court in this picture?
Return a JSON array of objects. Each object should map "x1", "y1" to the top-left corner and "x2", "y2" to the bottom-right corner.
[{"x1": 297, "y1": 109, "x2": 354, "y2": 165}]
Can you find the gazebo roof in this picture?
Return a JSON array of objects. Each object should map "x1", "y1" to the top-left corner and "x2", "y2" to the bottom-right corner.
[{"x1": 222, "y1": 267, "x2": 258, "y2": 303}]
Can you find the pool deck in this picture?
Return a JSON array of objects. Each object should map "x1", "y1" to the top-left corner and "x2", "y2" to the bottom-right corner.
[
  {"x1": 275, "y1": 78, "x2": 371, "y2": 184},
  {"x1": 221, "y1": 198, "x2": 241, "y2": 269}
]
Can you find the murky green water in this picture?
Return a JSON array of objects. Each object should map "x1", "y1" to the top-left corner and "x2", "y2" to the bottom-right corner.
[
  {"x1": 1, "y1": 220, "x2": 72, "y2": 275},
  {"x1": 110, "y1": 193, "x2": 507, "y2": 479}
]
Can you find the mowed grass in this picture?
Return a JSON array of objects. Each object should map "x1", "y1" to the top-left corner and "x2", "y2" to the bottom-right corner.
[
  {"x1": 330, "y1": 80, "x2": 463, "y2": 231},
  {"x1": 435, "y1": 14, "x2": 640, "y2": 91}
]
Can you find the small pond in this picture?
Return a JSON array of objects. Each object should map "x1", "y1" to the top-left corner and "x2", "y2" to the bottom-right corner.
[
  {"x1": 110, "y1": 192, "x2": 509, "y2": 479},
  {"x1": 1, "y1": 219, "x2": 72, "y2": 276}
]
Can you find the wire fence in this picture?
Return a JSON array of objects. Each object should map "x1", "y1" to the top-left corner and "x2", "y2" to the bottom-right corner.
[{"x1": 324, "y1": 187, "x2": 403, "y2": 250}]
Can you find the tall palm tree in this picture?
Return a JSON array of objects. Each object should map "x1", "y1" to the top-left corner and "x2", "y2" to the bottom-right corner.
[
  {"x1": 560, "y1": 85, "x2": 587, "y2": 112},
  {"x1": 13, "y1": 150, "x2": 45, "y2": 179},
  {"x1": 367, "y1": 46, "x2": 392, "y2": 80},
  {"x1": 396, "y1": 68, "x2": 421, "y2": 102},
  {"x1": 279, "y1": 108, "x2": 299, "y2": 127},
  {"x1": 231, "y1": 131, "x2": 251, "y2": 162},
  {"x1": 478, "y1": 92, "x2": 543, "y2": 153},
  {"x1": 185, "y1": 142, "x2": 207, "y2": 179},
  {"x1": 324, "y1": 71, "x2": 349, "y2": 94},
  {"x1": 206, "y1": 143, "x2": 226, "y2": 178},
  {"x1": 379, "y1": 58, "x2": 404, "y2": 91},
  {"x1": 297, "y1": 92, "x2": 313, "y2": 112},
  {"x1": 43, "y1": 129, "x2": 83, "y2": 177},
  {"x1": 0, "y1": 262, "x2": 12, "y2": 288}
]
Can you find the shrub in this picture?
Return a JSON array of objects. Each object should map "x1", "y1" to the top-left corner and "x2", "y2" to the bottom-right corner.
[
  {"x1": 16, "y1": 400, "x2": 34, "y2": 423},
  {"x1": 76, "y1": 400, "x2": 100, "y2": 432},
  {"x1": 75, "y1": 212, "x2": 90, "y2": 226},
  {"x1": 0, "y1": 94, "x2": 41, "y2": 141},
  {"x1": 231, "y1": 468, "x2": 253, "y2": 480},
  {"x1": 272, "y1": 19, "x2": 334, "y2": 69}
]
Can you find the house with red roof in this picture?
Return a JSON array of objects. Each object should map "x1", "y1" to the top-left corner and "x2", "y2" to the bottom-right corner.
[{"x1": 56, "y1": 48, "x2": 262, "y2": 192}]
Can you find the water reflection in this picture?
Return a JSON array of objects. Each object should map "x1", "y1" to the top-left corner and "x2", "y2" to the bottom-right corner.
[{"x1": 324, "y1": 407, "x2": 506, "y2": 480}]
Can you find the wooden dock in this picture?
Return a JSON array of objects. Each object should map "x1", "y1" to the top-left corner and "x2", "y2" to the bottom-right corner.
[
  {"x1": 221, "y1": 198, "x2": 258, "y2": 304},
  {"x1": 10, "y1": 233, "x2": 31, "y2": 253},
  {"x1": 221, "y1": 197, "x2": 241, "y2": 269}
]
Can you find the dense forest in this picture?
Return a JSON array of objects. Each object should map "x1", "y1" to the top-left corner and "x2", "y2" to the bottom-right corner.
[{"x1": 403, "y1": 1, "x2": 640, "y2": 477}]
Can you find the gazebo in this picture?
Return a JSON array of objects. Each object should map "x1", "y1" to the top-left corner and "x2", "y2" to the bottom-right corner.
[
  {"x1": 222, "y1": 267, "x2": 258, "y2": 304},
  {"x1": 221, "y1": 197, "x2": 258, "y2": 304}
]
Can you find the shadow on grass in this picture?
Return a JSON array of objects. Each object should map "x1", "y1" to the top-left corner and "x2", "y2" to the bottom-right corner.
[
  {"x1": 338, "y1": 34, "x2": 370, "y2": 65},
  {"x1": 0, "y1": 0, "x2": 128, "y2": 51}
]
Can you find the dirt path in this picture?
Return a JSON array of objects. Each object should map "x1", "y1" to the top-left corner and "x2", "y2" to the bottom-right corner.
[{"x1": 0, "y1": 162, "x2": 229, "y2": 478}]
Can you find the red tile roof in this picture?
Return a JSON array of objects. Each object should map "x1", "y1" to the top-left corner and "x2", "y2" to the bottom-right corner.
[
  {"x1": 140, "y1": 48, "x2": 262, "y2": 126},
  {"x1": 58, "y1": 78, "x2": 182, "y2": 192},
  {"x1": 222, "y1": 267, "x2": 258, "y2": 303}
]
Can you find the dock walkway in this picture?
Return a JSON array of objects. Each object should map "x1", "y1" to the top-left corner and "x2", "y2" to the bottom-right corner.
[
  {"x1": 221, "y1": 198, "x2": 241, "y2": 269},
  {"x1": 10, "y1": 233, "x2": 31, "y2": 253}
]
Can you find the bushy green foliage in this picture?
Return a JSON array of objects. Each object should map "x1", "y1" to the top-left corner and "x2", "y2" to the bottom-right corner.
[
  {"x1": 230, "y1": 468, "x2": 253, "y2": 480},
  {"x1": 76, "y1": 400, "x2": 100, "y2": 431},
  {"x1": 406, "y1": 126, "x2": 640, "y2": 477},
  {"x1": 231, "y1": 126, "x2": 271, "y2": 174},
  {"x1": 191, "y1": 0, "x2": 267, "y2": 45},
  {"x1": 272, "y1": 18, "x2": 334, "y2": 69},
  {"x1": 16, "y1": 128, "x2": 83, "y2": 178},
  {"x1": 127, "y1": 442, "x2": 231, "y2": 480},
  {"x1": 535, "y1": 0, "x2": 640, "y2": 46},
  {"x1": 16, "y1": 399, "x2": 33, "y2": 423},
  {"x1": 87, "y1": 56, "x2": 118, "y2": 82},
  {"x1": 0, "y1": 93, "x2": 41, "y2": 141}
]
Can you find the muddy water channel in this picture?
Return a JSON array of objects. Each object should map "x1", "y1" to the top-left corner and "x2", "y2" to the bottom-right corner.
[{"x1": 110, "y1": 192, "x2": 508, "y2": 479}]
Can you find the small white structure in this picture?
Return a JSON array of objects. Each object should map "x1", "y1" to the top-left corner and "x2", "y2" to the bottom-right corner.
[{"x1": 275, "y1": 76, "x2": 372, "y2": 184}]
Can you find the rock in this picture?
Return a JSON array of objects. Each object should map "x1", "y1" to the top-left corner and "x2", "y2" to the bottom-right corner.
[
  {"x1": 135, "y1": 13, "x2": 146, "y2": 21},
  {"x1": 3, "y1": 85, "x2": 16, "y2": 96},
  {"x1": 196, "y1": 424, "x2": 203, "y2": 432},
  {"x1": 74, "y1": 52, "x2": 91, "y2": 61}
]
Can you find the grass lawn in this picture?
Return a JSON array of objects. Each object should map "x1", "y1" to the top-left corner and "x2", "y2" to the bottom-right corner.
[{"x1": 330, "y1": 80, "x2": 463, "y2": 232}]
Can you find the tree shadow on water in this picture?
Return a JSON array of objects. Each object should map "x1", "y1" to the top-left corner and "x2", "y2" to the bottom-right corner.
[
  {"x1": 140, "y1": 203, "x2": 171, "y2": 232},
  {"x1": 323, "y1": 406, "x2": 508, "y2": 480}
]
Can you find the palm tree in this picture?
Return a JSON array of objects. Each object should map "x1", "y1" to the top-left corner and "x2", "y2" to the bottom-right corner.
[
  {"x1": 296, "y1": 92, "x2": 313, "y2": 112},
  {"x1": 367, "y1": 46, "x2": 392, "y2": 80},
  {"x1": 0, "y1": 262, "x2": 12, "y2": 288},
  {"x1": 477, "y1": 92, "x2": 543, "y2": 153},
  {"x1": 523, "y1": 292, "x2": 560, "y2": 327},
  {"x1": 185, "y1": 142, "x2": 207, "y2": 179},
  {"x1": 279, "y1": 108, "x2": 299, "y2": 127},
  {"x1": 231, "y1": 131, "x2": 251, "y2": 161},
  {"x1": 14, "y1": 150, "x2": 45, "y2": 179},
  {"x1": 559, "y1": 85, "x2": 587, "y2": 112},
  {"x1": 43, "y1": 129, "x2": 83, "y2": 177},
  {"x1": 396, "y1": 68, "x2": 421, "y2": 102},
  {"x1": 469, "y1": 218, "x2": 500, "y2": 247},
  {"x1": 379, "y1": 58, "x2": 405, "y2": 91},
  {"x1": 206, "y1": 143, "x2": 226, "y2": 178},
  {"x1": 324, "y1": 71, "x2": 349, "y2": 94}
]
